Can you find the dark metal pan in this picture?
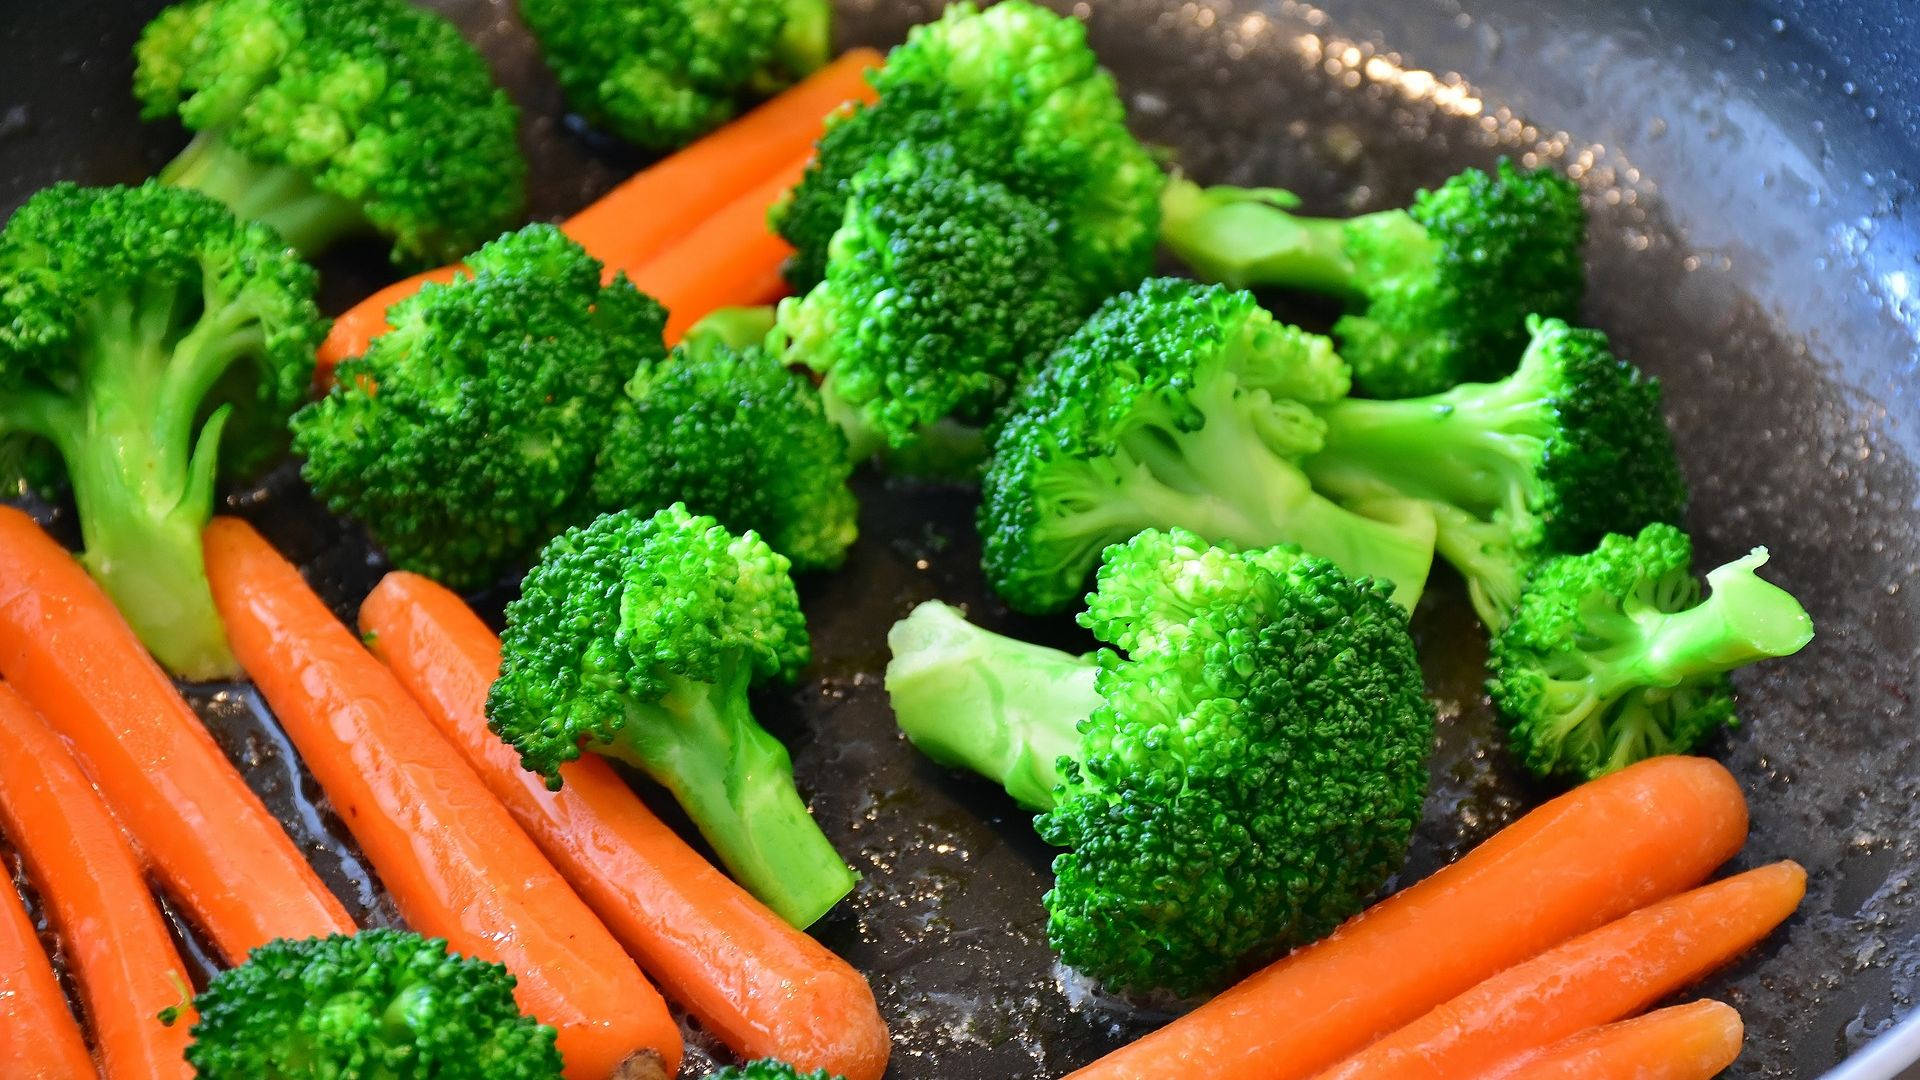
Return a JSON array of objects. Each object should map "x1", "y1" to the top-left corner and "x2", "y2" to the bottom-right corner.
[{"x1": 4, "y1": 0, "x2": 1918, "y2": 1076}]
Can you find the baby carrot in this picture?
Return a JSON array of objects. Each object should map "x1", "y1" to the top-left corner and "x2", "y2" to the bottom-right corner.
[
  {"x1": 0, "y1": 869, "x2": 94, "y2": 1079},
  {"x1": 359, "y1": 571, "x2": 891, "y2": 1080},
  {"x1": 0, "y1": 683, "x2": 194, "y2": 1079},
  {"x1": 1065, "y1": 756, "x2": 1750, "y2": 1080},
  {"x1": 1483, "y1": 1000, "x2": 1745, "y2": 1080},
  {"x1": 1317, "y1": 862, "x2": 1804, "y2": 1080},
  {"x1": 0, "y1": 506, "x2": 351, "y2": 962},
  {"x1": 318, "y1": 47, "x2": 882, "y2": 372},
  {"x1": 203, "y1": 518, "x2": 682, "y2": 1080}
]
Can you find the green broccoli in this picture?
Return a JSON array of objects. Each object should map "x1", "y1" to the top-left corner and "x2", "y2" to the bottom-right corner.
[
  {"x1": 774, "y1": 141, "x2": 1086, "y2": 463},
  {"x1": 135, "y1": 0, "x2": 525, "y2": 263},
  {"x1": 774, "y1": 0, "x2": 1161, "y2": 296},
  {"x1": 487, "y1": 504, "x2": 856, "y2": 927},
  {"x1": 1303, "y1": 316, "x2": 1687, "y2": 629},
  {"x1": 520, "y1": 0, "x2": 831, "y2": 150},
  {"x1": 0, "y1": 182, "x2": 322, "y2": 679},
  {"x1": 590, "y1": 334, "x2": 858, "y2": 572},
  {"x1": 184, "y1": 929, "x2": 561, "y2": 1079},
  {"x1": 292, "y1": 224, "x2": 664, "y2": 591},
  {"x1": 886, "y1": 528, "x2": 1432, "y2": 994},
  {"x1": 1158, "y1": 161, "x2": 1585, "y2": 397},
  {"x1": 979, "y1": 277, "x2": 1438, "y2": 615},
  {"x1": 1489, "y1": 523, "x2": 1813, "y2": 782},
  {"x1": 704, "y1": 1063, "x2": 841, "y2": 1080}
]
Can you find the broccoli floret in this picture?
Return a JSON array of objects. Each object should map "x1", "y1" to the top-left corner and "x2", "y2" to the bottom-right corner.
[
  {"x1": 185, "y1": 929, "x2": 561, "y2": 1079},
  {"x1": 520, "y1": 0, "x2": 831, "y2": 150},
  {"x1": 292, "y1": 224, "x2": 663, "y2": 591},
  {"x1": 590, "y1": 336, "x2": 858, "y2": 572},
  {"x1": 1159, "y1": 161, "x2": 1585, "y2": 397},
  {"x1": 704, "y1": 1063, "x2": 841, "y2": 1080},
  {"x1": 0, "y1": 182, "x2": 321, "y2": 679},
  {"x1": 886, "y1": 528, "x2": 1432, "y2": 994},
  {"x1": 1488, "y1": 524, "x2": 1813, "y2": 782},
  {"x1": 979, "y1": 277, "x2": 1438, "y2": 615},
  {"x1": 774, "y1": 0, "x2": 1160, "y2": 296},
  {"x1": 487, "y1": 504, "x2": 856, "y2": 927},
  {"x1": 1303, "y1": 316, "x2": 1687, "y2": 629},
  {"x1": 774, "y1": 142, "x2": 1086, "y2": 461},
  {"x1": 135, "y1": 0, "x2": 525, "y2": 263}
]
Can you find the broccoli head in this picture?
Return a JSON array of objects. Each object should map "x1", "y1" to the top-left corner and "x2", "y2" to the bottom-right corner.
[
  {"x1": 590, "y1": 335, "x2": 858, "y2": 572},
  {"x1": 774, "y1": 0, "x2": 1160, "y2": 296},
  {"x1": 487, "y1": 504, "x2": 856, "y2": 927},
  {"x1": 704, "y1": 1063, "x2": 842, "y2": 1080},
  {"x1": 185, "y1": 929, "x2": 561, "y2": 1079},
  {"x1": 979, "y1": 276, "x2": 1438, "y2": 615},
  {"x1": 886, "y1": 528, "x2": 1433, "y2": 995},
  {"x1": 1159, "y1": 161, "x2": 1585, "y2": 397},
  {"x1": 135, "y1": 0, "x2": 525, "y2": 264},
  {"x1": 1304, "y1": 315, "x2": 1687, "y2": 628},
  {"x1": 774, "y1": 142, "x2": 1086, "y2": 460},
  {"x1": 520, "y1": 0, "x2": 831, "y2": 150},
  {"x1": 1489, "y1": 523, "x2": 1813, "y2": 782},
  {"x1": 0, "y1": 182, "x2": 321, "y2": 679},
  {"x1": 293, "y1": 224, "x2": 665, "y2": 591}
]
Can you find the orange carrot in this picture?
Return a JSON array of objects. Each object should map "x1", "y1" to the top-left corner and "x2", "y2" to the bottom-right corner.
[
  {"x1": 202, "y1": 518, "x2": 682, "y2": 1080},
  {"x1": 0, "y1": 866, "x2": 94, "y2": 1079},
  {"x1": 1065, "y1": 756, "x2": 1750, "y2": 1080},
  {"x1": 631, "y1": 154, "x2": 809, "y2": 344},
  {"x1": 1316, "y1": 862, "x2": 1804, "y2": 1080},
  {"x1": 1483, "y1": 1000, "x2": 1745, "y2": 1080},
  {"x1": 0, "y1": 506, "x2": 351, "y2": 962},
  {"x1": 317, "y1": 48, "x2": 882, "y2": 372},
  {"x1": 359, "y1": 571, "x2": 891, "y2": 1080},
  {"x1": 0, "y1": 683, "x2": 194, "y2": 1079}
]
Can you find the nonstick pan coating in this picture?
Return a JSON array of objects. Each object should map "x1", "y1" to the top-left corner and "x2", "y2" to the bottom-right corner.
[{"x1": 3, "y1": 0, "x2": 1919, "y2": 1076}]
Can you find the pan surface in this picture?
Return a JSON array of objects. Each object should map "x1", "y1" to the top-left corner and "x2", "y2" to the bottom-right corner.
[{"x1": 3, "y1": 0, "x2": 1918, "y2": 1077}]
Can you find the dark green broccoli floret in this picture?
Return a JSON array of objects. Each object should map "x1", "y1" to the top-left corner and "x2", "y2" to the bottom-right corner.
[
  {"x1": 1488, "y1": 523, "x2": 1813, "y2": 782},
  {"x1": 704, "y1": 1062, "x2": 841, "y2": 1080},
  {"x1": 185, "y1": 929, "x2": 561, "y2": 1079},
  {"x1": 774, "y1": 0, "x2": 1160, "y2": 296},
  {"x1": 0, "y1": 182, "x2": 322, "y2": 679},
  {"x1": 292, "y1": 224, "x2": 664, "y2": 591},
  {"x1": 590, "y1": 335, "x2": 858, "y2": 571},
  {"x1": 520, "y1": 0, "x2": 831, "y2": 150},
  {"x1": 135, "y1": 0, "x2": 525, "y2": 263},
  {"x1": 1159, "y1": 161, "x2": 1585, "y2": 397},
  {"x1": 980, "y1": 277, "x2": 1438, "y2": 615},
  {"x1": 774, "y1": 142, "x2": 1086, "y2": 462},
  {"x1": 886, "y1": 528, "x2": 1432, "y2": 995},
  {"x1": 1304, "y1": 316, "x2": 1687, "y2": 629},
  {"x1": 487, "y1": 504, "x2": 855, "y2": 927}
]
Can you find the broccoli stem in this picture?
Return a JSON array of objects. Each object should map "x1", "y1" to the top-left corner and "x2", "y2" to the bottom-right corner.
[
  {"x1": 885, "y1": 601, "x2": 1100, "y2": 811},
  {"x1": 1605, "y1": 549, "x2": 1814, "y2": 694},
  {"x1": 612, "y1": 669, "x2": 856, "y2": 929},
  {"x1": 819, "y1": 383, "x2": 990, "y2": 477},
  {"x1": 1306, "y1": 376, "x2": 1548, "y2": 516},
  {"x1": 1158, "y1": 178, "x2": 1423, "y2": 298},
  {"x1": 162, "y1": 132, "x2": 367, "y2": 257}
]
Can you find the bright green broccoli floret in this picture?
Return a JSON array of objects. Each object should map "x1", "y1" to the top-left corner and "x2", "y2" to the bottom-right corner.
[
  {"x1": 590, "y1": 335, "x2": 858, "y2": 572},
  {"x1": 487, "y1": 504, "x2": 856, "y2": 927},
  {"x1": 1489, "y1": 523, "x2": 1813, "y2": 782},
  {"x1": 0, "y1": 182, "x2": 322, "y2": 679},
  {"x1": 135, "y1": 0, "x2": 525, "y2": 263},
  {"x1": 887, "y1": 528, "x2": 1433, "y2": 995},
  {"x1": 1303, "y1": 316, "x2": 1687, "y2": 629},
  {"x1": 774, "y1": 0, "x2": 1160, "y2": 296},
  {"x1": 1159, "y1": 161, "x2": 1585, "y2": 397},
  {"x1": 979, "y1": 277, "x2": 1437, "y2": 615},
  {"x1": 185, "y1": 929, "x2": 561, "y2": 1079},
  {"x1": 774, "y1": 142, "x2": 1086, "y2": 461},
  {"x1": 292, "y1": 224, "x2": 664, "y2": 591},
  {"x1": 704, "y1": 1062, "x2": 842, "y2": 1080},
  {"x1": 520, "y1": 0, "x2": 831, "y2": 150}
]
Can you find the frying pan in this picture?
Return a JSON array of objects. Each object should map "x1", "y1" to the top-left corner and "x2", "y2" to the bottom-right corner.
[{"x1": 3, "y1": 0, "x2": 1918, "y2": 1076}]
